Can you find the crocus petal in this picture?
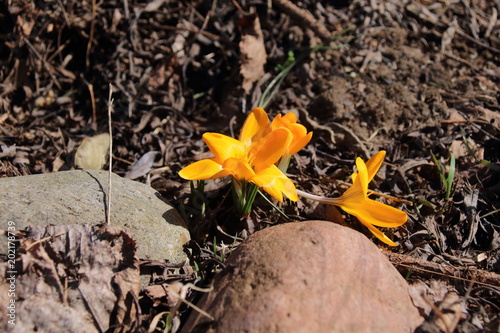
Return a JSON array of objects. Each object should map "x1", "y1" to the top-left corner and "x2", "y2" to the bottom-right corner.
[
  {"x1": 365, "y1": 150, "x2": 386, "y2": 181},
  {"x1": 288, "y1": 126, "x2": 313, "y2": 155},
  {"x1": 178, "y1": 159, "x2": 229, "y2": 180},
  {"x1": 250, "y1": 128, "x2": 292, "y2": 169},
  {"x1": 298, "y1": 151, "x2": 406, "y2": 246},
  {"x1": 239, "y1": 107, "x2": 270, "y2": 145},
  {"x1": 223, "y1": 157, "x2": 256, "y2": 181},
  {"x1": 270, "y1": 114, "x2": 283, "y2": 130},
  {"x1": 251, "y1": 164, "x2": 298, "y2": 202},
  {"x1": 276, "y1": 175, "x2": 299, "y2": 201},
  {"x1": 344, "y1": 157, "x2": 369, "y2": 200},
  {"x1": 362, "y1": 222, "x2": 399, "y2": 247},
  {"x1": 337, "y1": 198, "x2": 408, "y2": 228},
  {"x1": 281, "y1": 112, "x2": 297, "y2": 123},
  {"x1": 351, "y1": 150, "x2": 386, "y2": 183},
  {"x1": 271, "y1": 112, "x2": 296, "y2": 129},
  {"x1": 271, "y1": 114, "x2": 312, "y2": 155},
  {"x1": 270, "y1": 114, "x2": 287, "y2": 130},
  {"x1": 203, "y1": 133, "x2": 246, "y2": 163}
]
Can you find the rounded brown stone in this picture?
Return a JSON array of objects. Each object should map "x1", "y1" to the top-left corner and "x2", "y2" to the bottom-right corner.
[{"x1": 182, "y1": 221, "x2": 423, "y2": 333}]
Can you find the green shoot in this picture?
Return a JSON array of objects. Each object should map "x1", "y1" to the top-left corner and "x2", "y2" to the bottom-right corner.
[
  {"x1": 480, "y1": 209, "x2": 500, "y2": 219},
  {"x1": 257, "y1": 190, "x2": 290, "y2": 220},
  {"x1": 213, "y1": 235, "x2": 218, "y2": 260},
  {"x1": 258, "y1": 50, "x2": 297, "y2": 109},
  {"x1": 417, "y1": 198, "x2": 437, "y2": 210},
  {"x1": 431, "y1": 151, "x2": 455, "y2": 200},
  {"x1": 404, "y1": 267, "x2": 414, "y2": 280},
  {"x1": 462, "y1": 134, "x2": 477, "y2": 161},
  {"x1": 231, "y1": 179, "x2": 259, "y2": 217},
  {"x1": 212, "y1": 235, "x2": 223, "y2": 262},
  {"x1": 164, "y1": 313, "x2": 172, "y2": 333},
  {"x1": 193, "y1": 261, "x2": 200, "y2": 274},
  {"x1": 193, "y1": 92, "x2": 206, "y2": 100},
  {"x1": 480, "y1": 159, "x2": 500, "y2": 172},
  {"x1": 258, "y1": 39, "x2": 350, "y2": 109},
  {"x1": 179, "y1": 180, "x2": 207, "y2": 226},
  {"x1": 446, "y1": 153, "x2": 455, "y2": 200},
  {"x1": 230, "y1": 233, "x2": 239, "y2": 257},
  {"x1": 461, "y1": 134, "x2": 500, "y2": 171}
]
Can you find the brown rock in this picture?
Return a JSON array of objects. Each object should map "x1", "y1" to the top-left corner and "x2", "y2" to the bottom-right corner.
[{"x1": 182, "y1": 221, "x2": 423, "y2": 333}]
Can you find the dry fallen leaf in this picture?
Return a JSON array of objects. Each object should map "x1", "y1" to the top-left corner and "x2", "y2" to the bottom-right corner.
[
  {"x1": 409, "y1": 279, "x2": 449, "y2": 316},
  {"x1": 144, "y1": 0, "x2": 166, "y2": 12},
  {"x1": 433, "y1": 291, "x2": 465, "y2": 333},
  {"x1": 125, "y1": 151, "x2": 159, "y2": 179},
  {"x1": 441, "y1": 18, "x2": 457, "y2": 51},
  {"x1": 0, "y1": 224, "x2": 140, "y2": 332},
  {"x1": 477, "y1": 105, "x2": 500, "y2": 125},
  {"x1": 238, "y1": 13, "x2": 267, "y2": 94},
  {"x1": 74, "y1": 133, "x2": 110, "y2": 170},
  {"x1": 0, "y1": 144, "x2": 17, "y2": 158}
]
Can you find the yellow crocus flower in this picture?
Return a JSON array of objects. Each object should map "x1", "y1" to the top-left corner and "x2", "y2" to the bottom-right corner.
[
  {"x1": 270, "y1": 112, "x2": 313, "y2": 155},
  {"x1": 179, "y1": 110, "x2": 298, "y2": 202},
  {"x1": 298, "y1": 151, "x2": 408, "y2": 246},
  {"x1": 239, "y1": 107, "x2": 312, "y2": 156}
]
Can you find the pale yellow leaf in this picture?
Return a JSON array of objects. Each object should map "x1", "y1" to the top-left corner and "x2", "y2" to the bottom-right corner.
[{"x1": 74, "y1": 133, "x2": 110, "y2": 170}]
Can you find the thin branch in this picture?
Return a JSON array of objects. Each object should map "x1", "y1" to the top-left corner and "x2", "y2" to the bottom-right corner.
[
  {"x1": 386, "y1": 252, "x2": 500, "y2": 288},
  {"x1": 272, "y1": 0, "x2": 333, "y2": 43},
  {"x1": 107, "y1": 84, "x2": 114, "y2": 225},
  {"x1": 86, "y1": 0, "x2": 97, "y2": 69}
]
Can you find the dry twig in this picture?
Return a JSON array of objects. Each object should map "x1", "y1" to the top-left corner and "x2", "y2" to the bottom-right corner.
[
  {"x1": 272, "y1": 0, "x2": 333, "y2": 43},
  {"x1": 107, "y1": 84, "x2": 114, "y2": 225},
  {"x1": 387, "y1": 252, "x2": 500, "y2": 287}
]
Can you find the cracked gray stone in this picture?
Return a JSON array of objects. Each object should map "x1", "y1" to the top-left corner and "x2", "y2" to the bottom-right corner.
[{"x1": 0, "y1": 170, "x2": 190, "y2": 263}]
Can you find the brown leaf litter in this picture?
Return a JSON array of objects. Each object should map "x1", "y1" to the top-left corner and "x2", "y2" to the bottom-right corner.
[{"x1": 0, "y1": 224, "x2": 140, "y2": 332}]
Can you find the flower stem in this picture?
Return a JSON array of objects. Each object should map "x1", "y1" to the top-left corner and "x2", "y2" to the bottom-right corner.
[
  {"x1": 232, "y1": 178, "x2": 259, "y2": 217},
  {"x1": 242, "y1": 182, "x2": 259, "y2": 215},
  {"x1": 276, "y1": 154, "x2": 291, "y2": 173},
  {"x1": 296, "y1": 189, "x2": 341, "y2": 204}
]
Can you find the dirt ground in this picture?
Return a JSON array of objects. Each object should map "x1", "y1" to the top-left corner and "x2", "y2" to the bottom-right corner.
[{"x1": 1, "y1": 0, "x2": 499, "y2": 332}]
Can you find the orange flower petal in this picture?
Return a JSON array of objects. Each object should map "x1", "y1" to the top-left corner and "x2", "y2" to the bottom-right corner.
[
  {"x1": 203, "y1": 133, "x2": 246, "y2": 163},
  {"x1": 298, "y1": 151, "x2": 406, "y2": 246},
  {"x1": 356, "y1": 157, "x2": 369, "y2": 195},
  {"x1": 365, "y1": 150, "x2": 386, "y2": 181},
  {"x1": 222, "y1": 157, "x2": 256, "y2": 181},
  {"x1": 250, "y1": 128, "x2": 292, "y2": 169},
  {"x1": 277, "y1": 175, "x2": 299, "y2": 201},
  {"x1": 351, "y1": 150, "x2": 386, "y2": 183},
  {"x1": 270, "y1": 113, "x2": 282, "y2": 130},
  {"x1": 362, "y1": 222, "x2": 399, "y2": 247},
  {"x1": 271, "y1": 112, "x2": 296, "y2": 130},
  {"x1": 282, "y1": 112, "x2": 297, "y2": 123},
  {"x1": 288, "y1": 128, "x2": 313, "y2": 155},
  {"x1": 252, "y1": 164, "x2": 298, "y2": 202},
  {"x1": 271, "y1": 113, "x2": 311, "y2": 155},
  {"x1": 178, "y1": 159, "x2": 229, "y2": 180},
  {"x1": 239, "y1": 107, "x2": 270, "y2": 145},
  {"x1": 344, "y1": 157, "x2": 369, "y2": 200},
  {"x1": 338, "y1": 198, "x2": 408, "y2": 228}
]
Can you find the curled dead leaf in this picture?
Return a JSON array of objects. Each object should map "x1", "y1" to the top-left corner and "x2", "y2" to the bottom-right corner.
[{"x1": 238, "y1": 13, "x2": 267, "y2": 94}]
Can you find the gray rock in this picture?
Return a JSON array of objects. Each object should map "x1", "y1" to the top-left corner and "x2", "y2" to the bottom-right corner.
[
  {"x1": 182, "y1": 221, "x2": 423, "y2": 333},
  {"x1": 0, "y1": 170, "x2": 189, "y2": 263}
]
